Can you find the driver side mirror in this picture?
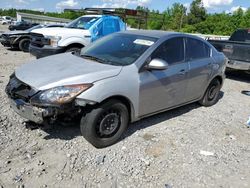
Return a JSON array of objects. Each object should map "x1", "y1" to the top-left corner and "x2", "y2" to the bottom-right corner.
[{"x1": 146, "y1": 58, "x2": 168, "y2": 70}]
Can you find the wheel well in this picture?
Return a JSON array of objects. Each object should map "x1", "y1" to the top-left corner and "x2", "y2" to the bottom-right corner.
[
  {"x1": 101, "y1": 96, "x2": 134, "y2": 122},
  {"x1": 213, "y1": 75, "x2": 223, "y2": 85},
  {"x1": 66, "y1": 43, "x2": 84, "y2": 50},
  {"x1": 18, "y1": 37, "x2": 30, "y2": 42}
]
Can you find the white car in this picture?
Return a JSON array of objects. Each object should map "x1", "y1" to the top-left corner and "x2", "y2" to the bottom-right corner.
[
  {"x1": 1, "y1": 16, "x2": 12, "y2": 25},
  {"x1": 29, "y1": 15, "x2": 126, "y2": 58}
]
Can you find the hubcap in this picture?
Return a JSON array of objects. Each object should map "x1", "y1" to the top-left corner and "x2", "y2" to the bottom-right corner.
[
  {"x1": 23, "y1": 41, "x2": 30, "y2": 50},
  {"x1": 208, "y1": 84, "x2": 219, "y2": 100},
  {"x1": 97, "y1": 110, "x2": 120, "y2": 138}
]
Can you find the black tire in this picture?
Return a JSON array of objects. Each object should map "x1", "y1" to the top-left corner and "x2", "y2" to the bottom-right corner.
[
  {"x1": 80, "y1": 100, "x2": 129, "y2": 148},
  {"x1": 66, "y1": 47, "x2": 82, "y2": 56},
  {"x1": 19, "y1": 38, "x2": 30, "y2": 52},
  {"x1": 199, "y1": 78, "x2": 221, "y2": 107}
]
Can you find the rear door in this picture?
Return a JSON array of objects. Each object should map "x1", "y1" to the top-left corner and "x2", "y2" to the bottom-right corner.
[
  {"x1": 139, "y1": 37, "x2": 189, "y2": 116},
  {"x1": 185, "y1": 37, "x2": 214, "y2": 101}
]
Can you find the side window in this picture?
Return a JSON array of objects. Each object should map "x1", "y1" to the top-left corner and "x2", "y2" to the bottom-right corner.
[
  {"x1": 152, "y1": 37, "x2": 184, "y2": 65},
  {"x1": 186, "y1": 38, "x2": 210, "y2": 61},
  {"x1": 95, "y1": 22, "x2": 103, "y2": 36}
]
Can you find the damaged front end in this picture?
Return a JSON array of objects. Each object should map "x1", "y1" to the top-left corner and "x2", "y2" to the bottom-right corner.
[
  {"x1": 0, "y1": 34, "x2": 11, "y2": 47},
  {"x1": 5, "y1": 74, "x2": 93, "y2": 125}
]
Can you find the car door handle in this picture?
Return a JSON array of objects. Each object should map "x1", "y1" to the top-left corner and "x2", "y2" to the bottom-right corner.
[{"x1": 178, "y1": 69, "x2": 187, "y2": 75}]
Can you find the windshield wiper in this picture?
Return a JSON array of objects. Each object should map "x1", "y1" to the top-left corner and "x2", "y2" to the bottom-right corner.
[
  {"x1": 81, "y1": 55, "x2": 107, "y2": 64},
  {"x1": 81, "y1": 54, "x2": 124, "y2": 66}
]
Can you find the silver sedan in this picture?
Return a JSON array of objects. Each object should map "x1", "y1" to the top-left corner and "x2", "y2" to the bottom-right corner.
[{"x1": 6, "y1": 30, "x2": 227, "y2": 148}]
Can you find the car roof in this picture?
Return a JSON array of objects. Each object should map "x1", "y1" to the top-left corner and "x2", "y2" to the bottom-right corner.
[
  {"x1": 82, "y1": 15, "x2": 103, "y2": 18},
  {"x1": 120, "y1": 30, "x2": 202, "y2": 40},
  {"x1": 82, "y1": 15, "x2": 120, "y2": 19}
]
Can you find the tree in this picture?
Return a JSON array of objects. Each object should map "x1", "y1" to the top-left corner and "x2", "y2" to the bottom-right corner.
[
  {"x1": 188, "y1": 0, "x2": 206, "y2": 25},
  {"x1": 161, "y1": 3, "x2": 187, "y2": 31}
]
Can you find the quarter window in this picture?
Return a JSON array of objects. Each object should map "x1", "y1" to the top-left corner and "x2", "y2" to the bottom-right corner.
[
  {"x1": 186, "y1": 38, "x2": 210, "y2": 61},
  {"x1": 152, "y1": 37, "x2": 184, "y2": 64}
]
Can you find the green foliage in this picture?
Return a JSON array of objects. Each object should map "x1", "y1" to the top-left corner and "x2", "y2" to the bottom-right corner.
[
  {"x1": 1, "y1": 1, "x2": 250, "y2": 36},
  {"x1": 0, "y1": 8, "x2": 82, "y2": 20},
  {"x1": 188, "y1": 0, "x2": 207, "y2": 24}
]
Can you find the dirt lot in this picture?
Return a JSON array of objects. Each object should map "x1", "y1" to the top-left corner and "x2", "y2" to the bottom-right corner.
[{"x1": 0, "y1": 24, "x2": 250, "y2": 188}]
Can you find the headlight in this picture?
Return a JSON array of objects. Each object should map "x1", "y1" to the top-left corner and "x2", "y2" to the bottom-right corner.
[
  {"x1": 31, "y1": 84, "x2": 93, "y2": 105},
  {"x1": 45, "y1": 35, "x2": 62, "y2": 47}
]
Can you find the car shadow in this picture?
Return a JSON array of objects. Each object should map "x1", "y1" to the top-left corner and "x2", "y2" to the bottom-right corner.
[
  {"x1": 25, "y1": 121, "x2": 81, "y2": 141},
  {"x1": 123, "y1": 91, "x2": 224, "y2": 139},
  {"x1": 226, "y1": 70, "x2": 250, "y2": 83},
  {"x1": 24, "y1": 92, "x2": 224, "y2": 143},
  {"x1": 6, "y1": 48, "x2": 20, "y2": 51}
]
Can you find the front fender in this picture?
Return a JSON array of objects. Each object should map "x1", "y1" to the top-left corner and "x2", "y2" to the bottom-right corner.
[
  {"x1": 12, "y1": 36, "x2": 29, "y2": 45},
  {"x1": 76, "y1": 65, "x2": 140, "y2": 121},
  {"x1": 58, "y1": 37, "x2": 90, "y2": 47}
]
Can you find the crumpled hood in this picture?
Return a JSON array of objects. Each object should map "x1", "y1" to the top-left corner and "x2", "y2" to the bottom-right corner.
[
  {"x1": 15, "y1": 53, "x2": 122, "y2": 90},
  {"x1": 31, "y1": 27, "x2": 90, "y2": 37}
]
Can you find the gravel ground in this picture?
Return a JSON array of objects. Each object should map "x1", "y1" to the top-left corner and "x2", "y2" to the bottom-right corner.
[{"x1": 0, "y1": 24, "x2": 250, "y2": 188}]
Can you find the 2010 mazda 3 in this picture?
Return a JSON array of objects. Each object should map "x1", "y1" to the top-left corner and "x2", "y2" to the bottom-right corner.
[{"x1": 5, "y1": 30, "x2": 227, "y2": 148}]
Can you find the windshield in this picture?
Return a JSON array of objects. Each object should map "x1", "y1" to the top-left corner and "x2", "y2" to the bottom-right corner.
[
  {"x1": 66, "y1": 16, "x2": 99, "y2": 30},
  {"x1": 26, "y1": 25, "x2": 43, "y2": 32},
  {"x1": 80, "y1": 33, "x2": 157, "y2": 66}
]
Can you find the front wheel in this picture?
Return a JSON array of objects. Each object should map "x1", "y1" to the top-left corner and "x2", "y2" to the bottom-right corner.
[
  {"x1": 80, "y1": 100, "x2": 129, "y2": 148},
  {"x1": 19, "y1": 38, "x2": 30, "y2": 52},
  {"x1": 66, "y1": 47, "x2": 82, "y2": 56},
  {"x1": 199, "y1": 78, "x2": 222, "y2": 107}
]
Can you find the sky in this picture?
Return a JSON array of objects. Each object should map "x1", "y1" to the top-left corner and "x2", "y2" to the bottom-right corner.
[{"x1": 0, "y1": 0, "x2": 249, "y2": 13}]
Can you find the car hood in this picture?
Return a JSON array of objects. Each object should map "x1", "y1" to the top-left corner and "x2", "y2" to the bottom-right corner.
[
  {"x1": 3, "y1": 30, "x2": 29, "y2": 35},
  {"x1": 31, "y1": 27, "x2": 90, "y2": 37},
  {"x1": 15, "y1": 53, "x2": 122, "y2": 90}
]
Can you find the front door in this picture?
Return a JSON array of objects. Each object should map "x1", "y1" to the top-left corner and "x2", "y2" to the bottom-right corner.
[{"x1": 139, "y1": 37, "x2": 189, "y2": 116}]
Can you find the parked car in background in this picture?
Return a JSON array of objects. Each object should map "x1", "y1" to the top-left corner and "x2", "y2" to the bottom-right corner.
[
  {"x1": 8, "y1": 21, "x2": 39, "y2": 31},
  {"x1": 0, "y1": 16, "x2": 12, "y2": 25},
  {"x1": 0, "y1": 24, "x2": 65, "y2": 52},
  {"x1": 5, "y1": 31, "x2": 227, "y2": 148},
  {"x1": 208, "y1": 29, "x2": 250, "y2": 73},
  {"x1": 29, "y1": 15, "x2": 126, "y2": 58}
]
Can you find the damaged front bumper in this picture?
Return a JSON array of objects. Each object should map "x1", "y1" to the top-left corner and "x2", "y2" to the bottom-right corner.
[
  {"x1": 6, "y1": 75, "x2": 92, "y2": 125},
  {"x1": 9, "y1": 98, "x2": 54, "y2": 124},
  {"x1": 0, "y1": 36, "x2": 11, "y2": 47}
]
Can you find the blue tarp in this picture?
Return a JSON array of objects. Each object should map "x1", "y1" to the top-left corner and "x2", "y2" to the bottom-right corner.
[{"x1": 89, "y1": 15, "x2": 126, "y2": 42}]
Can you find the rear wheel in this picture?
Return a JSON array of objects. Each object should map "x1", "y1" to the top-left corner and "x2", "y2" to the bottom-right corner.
[
  {"x1": 199, "y1": 78, "x2": 221, "y2": 107},
  {"x1": 80, "y1": 100, "x2": 129, "y2": 148},
  {"x1": 19, "y1": 38, "x2": 30, "y2": 52}
]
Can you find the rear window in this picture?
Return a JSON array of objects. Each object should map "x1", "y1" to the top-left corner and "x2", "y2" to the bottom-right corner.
[
  {"x1": 186, "y1": 38, "x2": 210, "y2": 61},
  {"x1": 230, "y1": 30, "x2": 247, "y2": 42},
  {"x1": 247, "y1": 30, "x2": 250, "y2": 41}
]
